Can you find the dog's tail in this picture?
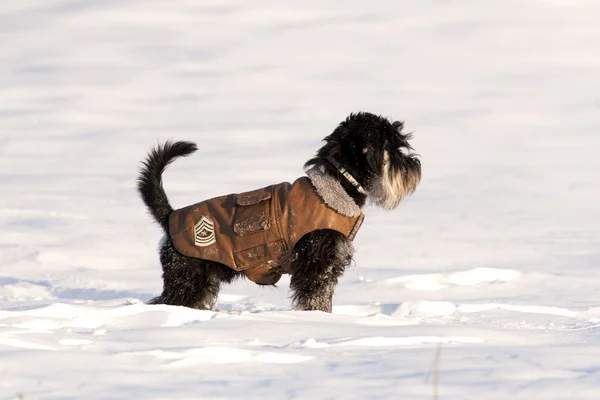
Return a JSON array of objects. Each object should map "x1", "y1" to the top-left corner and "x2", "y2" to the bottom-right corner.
[{"x1": 137, "y1": 140, "x2": 198, "y2": 231}]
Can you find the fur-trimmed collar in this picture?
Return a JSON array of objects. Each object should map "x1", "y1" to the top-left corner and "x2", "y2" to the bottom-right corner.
[{"x1": 306, "y1": 166, "x2": 362, "y2": 217}]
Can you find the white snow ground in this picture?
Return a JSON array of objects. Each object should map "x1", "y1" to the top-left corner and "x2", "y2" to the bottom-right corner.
[{"x1": 1, "y1": 0, "x2": 599, "y2": 399}]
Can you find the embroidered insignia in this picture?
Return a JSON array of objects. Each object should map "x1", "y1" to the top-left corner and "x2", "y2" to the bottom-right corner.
[{"x1": 194, "y1": 216, "x2": 216, "y2": 247}]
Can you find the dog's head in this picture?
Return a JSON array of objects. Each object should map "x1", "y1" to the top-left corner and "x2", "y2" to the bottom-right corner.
[{"x1": 305, "y1": 112, "x2": 421, "y2": 210}]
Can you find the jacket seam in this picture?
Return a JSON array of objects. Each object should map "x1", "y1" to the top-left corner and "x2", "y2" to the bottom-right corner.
[{"x1": 271, "y1": 185, "x2": 288, "y2": 253}]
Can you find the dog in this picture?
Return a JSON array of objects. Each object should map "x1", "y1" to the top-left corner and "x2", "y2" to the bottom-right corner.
[{"x1": 137, "y1": 112, "x2": 421, "y2": 312}]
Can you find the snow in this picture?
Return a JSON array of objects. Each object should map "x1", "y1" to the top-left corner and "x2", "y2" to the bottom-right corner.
[{"x1": 1, "y1": 0, "x2": 599, "y2": 399}]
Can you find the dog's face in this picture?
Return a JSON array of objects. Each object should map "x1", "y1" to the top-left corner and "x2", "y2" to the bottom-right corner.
[{"x1": 306, "y1": 112, "x2": 421, "y2": 209}]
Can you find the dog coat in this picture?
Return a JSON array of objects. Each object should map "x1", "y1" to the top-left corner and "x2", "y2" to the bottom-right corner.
[{"x1": 168, "y1": 169, "x2": 365, "y2": 285}]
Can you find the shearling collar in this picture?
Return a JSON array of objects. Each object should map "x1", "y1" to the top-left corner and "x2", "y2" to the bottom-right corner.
[{"x1": 306, "y1": 166, "x2": 362, "y2": 217}]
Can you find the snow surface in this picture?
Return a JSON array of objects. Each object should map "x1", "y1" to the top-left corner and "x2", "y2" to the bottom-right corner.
[{"x1": 1, "y1": 0, "x2": 600, "y2": 399}]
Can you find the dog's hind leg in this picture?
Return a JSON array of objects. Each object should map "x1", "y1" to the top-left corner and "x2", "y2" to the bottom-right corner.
[
  {"x1": 289, "y1": 230, "x2": 354, "y2": 313},
  {"x1": 153, "y1": 238, "x2": 241, "y2": 309}
]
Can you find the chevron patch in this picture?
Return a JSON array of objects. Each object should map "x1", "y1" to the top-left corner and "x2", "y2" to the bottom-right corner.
[{"x1": 194, "y1": 216, "x2": 216, "y2": 247}]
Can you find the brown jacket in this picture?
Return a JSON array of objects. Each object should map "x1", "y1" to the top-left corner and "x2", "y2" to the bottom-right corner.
[{"x1": 168, "y1": 176, "x2": 364, "y2": 285}]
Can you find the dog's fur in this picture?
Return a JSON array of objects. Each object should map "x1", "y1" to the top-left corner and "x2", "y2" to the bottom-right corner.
[{"x1": 138, "y1": 112, "x2": 421, "y2": 312}]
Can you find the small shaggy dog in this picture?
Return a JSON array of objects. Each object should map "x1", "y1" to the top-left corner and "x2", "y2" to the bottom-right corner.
[{"x1": 138, "y1": 112, "x2": 421, "y2": 312}]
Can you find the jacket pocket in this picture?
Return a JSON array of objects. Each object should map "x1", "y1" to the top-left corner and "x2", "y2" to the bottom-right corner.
[
  {"x1": 233, "y1": 187, "x2": 273, "y2": 236},
  {"x1": 233, "y1": 239, "x2": 286, "y2": 270}
]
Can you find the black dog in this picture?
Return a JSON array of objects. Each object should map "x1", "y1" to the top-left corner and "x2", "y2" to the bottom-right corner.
[{"x1": 138, "y1": 112, "x2": 421, "y2": 312}]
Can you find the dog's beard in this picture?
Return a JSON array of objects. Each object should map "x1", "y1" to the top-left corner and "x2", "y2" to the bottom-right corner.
[{"x1": 369, "y1": 151, "x2": 421, "y2": 210}]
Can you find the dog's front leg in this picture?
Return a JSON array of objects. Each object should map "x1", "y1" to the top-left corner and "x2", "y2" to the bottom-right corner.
[{"x1": 289, "y1": 230, "x2": 354, "y2": 312}]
